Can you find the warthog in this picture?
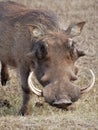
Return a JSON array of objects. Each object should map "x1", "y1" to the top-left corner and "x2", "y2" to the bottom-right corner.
[{"x1": 0, "y1": 1, "x2": 95, "y2": 115}]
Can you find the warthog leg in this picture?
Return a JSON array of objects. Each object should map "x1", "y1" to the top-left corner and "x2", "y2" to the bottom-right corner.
[
  {"x1": 1, "y1": 62, "x2": 10, "y2": 86},
  {"x1": 18, "y1": 64, "x2": 31, "y2": 116}
]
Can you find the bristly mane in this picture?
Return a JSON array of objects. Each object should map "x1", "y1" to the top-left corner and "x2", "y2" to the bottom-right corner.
[{"x1": 0, "y1": 1, "x2": 59, "y2": 29}]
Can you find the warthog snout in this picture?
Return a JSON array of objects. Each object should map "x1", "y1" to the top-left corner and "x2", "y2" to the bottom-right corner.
[
  {"x1": 42, "y1": 82, "x2": 80, "y2": 108},
  {"x1": 28, "y1": 69, "x2": 95, "y2": 109}
]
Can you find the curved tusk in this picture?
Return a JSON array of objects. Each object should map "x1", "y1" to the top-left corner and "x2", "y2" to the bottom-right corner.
[
  {"x1": 81, "y1": 69, "x2": 95, "y2": 94},
  {"x1": 28, "y1": 72, "x2": 43, "y2": 96}
]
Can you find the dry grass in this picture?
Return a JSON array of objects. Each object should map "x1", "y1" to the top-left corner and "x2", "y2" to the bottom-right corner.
[{"x1": 0, "y1": 0, "x2": 98, "y2": 129}]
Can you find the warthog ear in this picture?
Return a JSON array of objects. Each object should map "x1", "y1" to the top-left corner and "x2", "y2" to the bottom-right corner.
[
  {"x1": 28, "y1": 25, "x2": 44, "y2": 39},
  {"x1": 65, "y1": 21, "x2": 86, "y2": 37}
]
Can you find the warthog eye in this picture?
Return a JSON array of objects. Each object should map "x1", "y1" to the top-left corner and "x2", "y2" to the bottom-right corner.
[
  {"x1": 67, "y1": 40, "x2": 77, "y2": 57},
  {"x1": 68, "y1": 39, "x2": 85, "y2": 58},
  {"x1": 68, "y1": 39, "x2": 76, "y2": 50},
  {"x1": 34, "y1": 41, "x2": 47, "y2": 60}
]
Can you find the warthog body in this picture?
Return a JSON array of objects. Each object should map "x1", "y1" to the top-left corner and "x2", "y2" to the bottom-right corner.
[{"x1": 0, "y1": 1, "x2": 95, "y2": 115}]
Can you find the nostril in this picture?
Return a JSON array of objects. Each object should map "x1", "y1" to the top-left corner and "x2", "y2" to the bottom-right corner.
[{"x1": 53, "y1": 99, "x2": 72, "y2": 108}]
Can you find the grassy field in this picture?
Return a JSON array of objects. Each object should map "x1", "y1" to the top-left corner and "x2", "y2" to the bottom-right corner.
[{"x1": 0, "y1": 0, "x2": 98, "y2": 129}]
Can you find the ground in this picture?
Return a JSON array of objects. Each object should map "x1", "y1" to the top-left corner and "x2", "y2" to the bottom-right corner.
[{"x1": 0, "y1": 0, "x2": 98, "y2": 130}]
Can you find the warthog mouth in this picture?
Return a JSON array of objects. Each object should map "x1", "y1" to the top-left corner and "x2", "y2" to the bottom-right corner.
[{"x1": 28, "y1": 69, "x2": 95, "y2": 106}]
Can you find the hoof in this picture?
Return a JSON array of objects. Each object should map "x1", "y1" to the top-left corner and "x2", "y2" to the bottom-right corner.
[{"x1": 18, "y1": 106, "x2": 30, "y2": 116}]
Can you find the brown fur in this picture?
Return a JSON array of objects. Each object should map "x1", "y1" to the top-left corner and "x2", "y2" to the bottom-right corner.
[
  {"x1": 0, "y1": 1, "x2": 85, "y2": 115},
  {"x1": 0, "y1": 1, "x2": 58, "y2": 29}
]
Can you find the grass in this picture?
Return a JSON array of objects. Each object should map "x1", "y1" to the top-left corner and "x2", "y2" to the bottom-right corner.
[
  {"x1": 0, "y1": 63, "x2": 98, "y2": 130},
  {"x1": 0, "y1": 0, "x2": 98, "y2": 129}
]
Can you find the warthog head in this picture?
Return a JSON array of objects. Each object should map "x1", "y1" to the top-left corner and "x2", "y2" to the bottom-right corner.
[{"x1": 28, "y1": 22, "x2": 95, "y2": 109}]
